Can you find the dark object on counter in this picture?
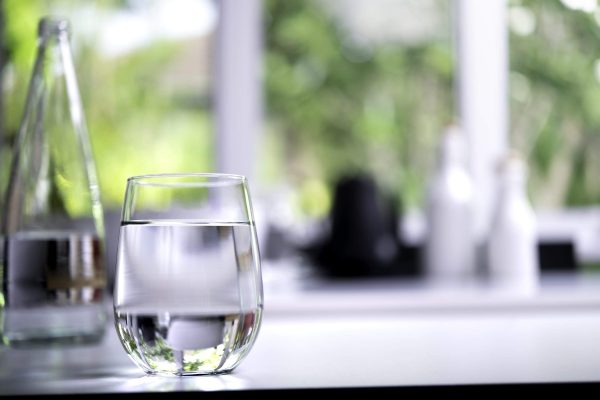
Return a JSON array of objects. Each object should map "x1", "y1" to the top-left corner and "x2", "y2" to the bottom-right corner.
[
  {"x1": 538, "y1": 241, "x2": 577, "y2": 272},
  {"x1": 305, "y1": 174, "x2": 419, "y2": 278}
]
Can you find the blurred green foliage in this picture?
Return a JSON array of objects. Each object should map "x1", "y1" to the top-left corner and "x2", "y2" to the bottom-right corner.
[
  {"x1": 1, "y1": 0, "x2": 213, "y2": 210},
  {"x1": 264, "y1": 0, "x2": 454, "y2": 213},
  {"x1": 2, "y1": 0, "x2": 599, "y2": 218},
  {"x1": 265, "y1": 0, "x2": 600, "y2": 214}
]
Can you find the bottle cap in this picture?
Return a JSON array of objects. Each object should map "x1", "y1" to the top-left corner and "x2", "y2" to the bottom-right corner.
[
  {"x1": 496, "y1": 150, "x2": 528, "y2": 183},
  {"x1": 38, "y1": 17, "x2": 70, "y2": 39}
]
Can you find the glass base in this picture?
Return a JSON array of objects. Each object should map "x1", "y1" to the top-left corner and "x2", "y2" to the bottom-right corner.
[
  {"x1": 1, "y1": 303, "x2": 107, "y2": 348},
  {"x1": 144, "y1": 368, "x2": 235, "y2": 377}
]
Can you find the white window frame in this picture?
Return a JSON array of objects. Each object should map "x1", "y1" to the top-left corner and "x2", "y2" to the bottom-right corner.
[
  {"x1": 455, "y1": 0, "x2": 508, "y2": 243},
  {"x1": 214, "y1": 0, "x2": 263, "y2": 183}
]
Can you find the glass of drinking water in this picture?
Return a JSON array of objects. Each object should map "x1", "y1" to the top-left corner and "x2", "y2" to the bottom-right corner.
[{"x1": 113, "y1": 173, "x2": 264, "y2": 376}]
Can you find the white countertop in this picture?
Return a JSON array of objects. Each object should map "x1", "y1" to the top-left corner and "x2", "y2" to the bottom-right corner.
[{"x1": 2, "y1": 267, "x2": 600, "y2": 395}]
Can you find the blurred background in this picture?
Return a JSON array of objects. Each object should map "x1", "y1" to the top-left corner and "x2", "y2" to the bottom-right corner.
[{"x1": 1, "y1": 0, "x2": 600, "y2": 284}]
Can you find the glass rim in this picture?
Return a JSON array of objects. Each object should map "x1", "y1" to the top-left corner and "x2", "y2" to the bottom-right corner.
[{"x1": 127, "y1": 173, "x2": 248, "y2": 188}]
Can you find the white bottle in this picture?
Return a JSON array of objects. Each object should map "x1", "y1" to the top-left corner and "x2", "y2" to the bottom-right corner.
[
  {"x1": 487, "y1": 152, "x2": 539, "y2": 295},
  {"x1": 424, "y1": 125, "x2": 476, "y2": 283}
]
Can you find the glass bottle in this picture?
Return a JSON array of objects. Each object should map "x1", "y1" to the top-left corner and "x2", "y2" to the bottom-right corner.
[
  {"x1": 0, "y1": 17, "x2": 107, "y2": 346},
  {"x1": 424, "y1": 124, "x2": 476, "y2": 284},
  {"x1": 487, "y1": 151, "x2": 539, "y2": 295}
]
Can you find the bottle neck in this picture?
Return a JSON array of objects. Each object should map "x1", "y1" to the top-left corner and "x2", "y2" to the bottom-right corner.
[
  {"x1": 439, "y1": 154, "x2": 466, "y2": 171},
  {"x1": 498, "y1": 175, "x2": 528, "y2": 202},
  {"x1": 437, "y1": 128, "x2": 467, "y2": 171},
  {"x1": 496, "y1": 155, "x2": 529, "y2": 198},
  {"x1": 38, "y1": 17, "x2": 70, "y2": 40}
]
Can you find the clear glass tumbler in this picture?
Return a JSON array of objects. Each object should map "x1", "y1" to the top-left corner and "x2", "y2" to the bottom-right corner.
[{"x1": 113, "y1": 174, "x2": 263, "y2": 376}]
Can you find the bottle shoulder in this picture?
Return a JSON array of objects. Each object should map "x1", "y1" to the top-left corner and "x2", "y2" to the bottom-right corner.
[
  {"x1": 428, "y1": 167, "x2": 473, "y2": 203},
  {"x1": 491, "y1": 194, "x2": 536, "y2": 230}
]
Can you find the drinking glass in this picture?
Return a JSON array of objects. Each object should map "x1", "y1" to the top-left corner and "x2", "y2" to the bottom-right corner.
[{"x1": 113, "y1": 173, "x2": 263, "y2": 376}]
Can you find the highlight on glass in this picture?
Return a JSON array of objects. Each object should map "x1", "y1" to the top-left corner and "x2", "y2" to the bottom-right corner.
[{"x1": 113, "y1": 173, "x2": 263, "y2": 376}]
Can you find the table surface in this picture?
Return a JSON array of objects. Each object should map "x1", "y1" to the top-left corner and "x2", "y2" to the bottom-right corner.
[{"x1": 2, "y1": 263, "x2": 600, "y2": 396}]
